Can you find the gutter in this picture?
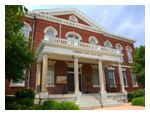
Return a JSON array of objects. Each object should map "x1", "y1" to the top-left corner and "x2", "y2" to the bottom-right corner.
[{"x1": 28, "y1": 16, "x2": 36, "y2": 87}]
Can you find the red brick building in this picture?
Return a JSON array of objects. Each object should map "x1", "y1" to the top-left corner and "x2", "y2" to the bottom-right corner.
[{"x1": 5, "y1": 8, "x2": 142, "y2": 102}]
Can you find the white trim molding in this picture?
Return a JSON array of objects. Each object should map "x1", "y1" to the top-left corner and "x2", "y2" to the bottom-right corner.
[
  {"x1": 66, "y1": 62, "x2": 83, "y2": 67},
  {"x1": 24, "y1": 21, "x2": 32, "y2": 31},
  {"x1": 121, "y1": 68, "x2": 126, "y2": 71},
  {"x1": 126, "y1": 45, "x2": 132, "y2": 52},
  {"x1": 116, "y1": 43, "x2": 123, "y2": 50},
  {"x1": 69, "y1": 15, "x2": 78, "y2": 22},
  {"x1": 107, "y1": 67, "x2": 115, "y2": 70},
  {"x1": 88, "y1": 36, "x2": 99, "y2": 44},
  {"x1": 43, "y1": 26, "x2": 58, "y2": 36},
  {"x1": 65, "y1": 31, "x2": 82, "y2": 40},
  {"x1": 48, "y1": 60, "x2": 56, "y2": 65},
  {"x1": 104, "y1": 40, "x2": 112, "y2": 48}
]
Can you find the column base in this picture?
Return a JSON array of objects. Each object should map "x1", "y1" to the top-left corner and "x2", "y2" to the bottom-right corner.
[
  {"x1": 75, "y1": 91, "x2": 81, "y2": 100},
  {"x1": 39, "y1": 92, "x2": 48, "y2": 99},
  {"x1": 123, "y1": 91, "x2": 127, "y2": 95},
  {"x1": 99, "y1": 91, "x2": 107, "y2": 98}
]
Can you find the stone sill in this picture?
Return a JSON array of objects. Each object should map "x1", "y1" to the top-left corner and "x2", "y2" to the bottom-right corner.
[
  {"x1": 47, "y1": 85, "x2": 55, "y2": 87},
  {"x1": 9, "y1": 84, "x2": 25, "y2": 87}
]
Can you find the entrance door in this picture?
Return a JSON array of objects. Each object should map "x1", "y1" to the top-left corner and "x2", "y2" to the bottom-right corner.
[{"x1": 67, "y1": 73, "x2": 82, "y2": 92}]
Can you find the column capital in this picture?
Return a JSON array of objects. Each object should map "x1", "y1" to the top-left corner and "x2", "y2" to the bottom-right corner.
[
  {"x1": 72, "y1": 55, "x2": 80, "y2": 59},
  {"x1": 98, "y1": 58, "x2": 103, "y2": 62},
  {"x1": 42, "y1": 51, "x2": 50, "y2": 55},
  {"x1": 118, "y1": 61, "x2": 122, "y2": 64}
]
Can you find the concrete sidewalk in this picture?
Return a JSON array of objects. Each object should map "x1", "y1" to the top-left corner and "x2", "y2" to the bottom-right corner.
[{"x1": 93, "y1": 102, "x2": 145, "y2": 110}]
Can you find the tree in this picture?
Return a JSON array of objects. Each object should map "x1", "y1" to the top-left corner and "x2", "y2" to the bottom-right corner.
[
  {"x1": 5, "y1": 5, "x2": 37, "y2": 82},
  {"x1": 130, "y1": 45, "x2": 145, "y2": 88}
]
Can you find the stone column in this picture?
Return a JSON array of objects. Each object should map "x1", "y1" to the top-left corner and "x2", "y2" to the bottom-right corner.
[
  {"x1": 73, "y1": 55, "x2": 81, "y2": 100},
  {"x1": 98, "y1": 59, "x2": 107, "y2": 97},
  {"x1": 118, "y1": 61, "x2": 127, "y2": 94},
  {"x1": 36, "y1": 62, "x2": 41, "y2": 93},
  {"x1": 41, "y1": 52, "x2": 48, "y2": 93}
]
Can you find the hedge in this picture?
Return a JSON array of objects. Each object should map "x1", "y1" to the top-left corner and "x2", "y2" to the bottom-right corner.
[{"x1": 131, "y1": 97, "x2": 145, "y2": 106}]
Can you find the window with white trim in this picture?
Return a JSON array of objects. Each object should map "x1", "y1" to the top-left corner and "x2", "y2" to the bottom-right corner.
[
  {"x1": 108, "y1": 70, "x2": 116, "y2": 85},
  {"x1": 47, "y1": 64, "x2": 54, "y2": 86},
  {"x1": 126, "y1": 47, "x2": 133, "y2": 63},
  {"x1": 131, "y1": 72, "x2": 137, "y2": 86},
  {"x1": 92, "y1": 68, "x2": 99, "y2": 86},
  {"x1": 46, "y1": 30, "x2": 55, "y2": 37},
  {"x1": 10, "y1": 70, "x2": 26, "y2": 86},
  {"x1": 116, "y1": 44, "x2": 124, "y2": 61},
  {"x1": 21, "y1": 25, "x2": 30, "y2": 38},
  {"x1": 90, "y1": 38, "x2": 96, "y2": 45},
  {"x1": 122, "y1": 71, "x2": 127, "y2": 86},
  {"x1": 104, "y1": 41, "x2": 112, "y2": 48},
  {"x1": 67, "y1": 34, "x2": 79, "y2": 40}
]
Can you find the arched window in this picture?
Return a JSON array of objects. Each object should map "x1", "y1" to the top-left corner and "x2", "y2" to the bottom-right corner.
[
  {"x1": 104, "y1": 40, "x2": 112, "y2": 48},
  {"x1": 116, "y1": 43, "x2": 124, "y2": 62},
  {"x1": 69, "y1": 15, "x2": 78, "y2": 22},
  {"x1": 44, "y1": 26, "x2": 58, "y2": 39},
  {"x1": 46, "y1": 30, "x2": 55, "y2": 37},
  {"x1": 65, "y1": 31, "x2": 82, "y2": 41},
  {"x1": 21, "y1": 25, "x2": 30, "y2": 38},
  {"x1": 67, "y1": 34, "x2": 79, "y2": 40},
  {"x1": 126, "y1": 46, "x2": 133, "y2": 63},
  {"x1": 89, "y1": 36, "x2": 98, "y2": 45},
  {"x1": 20, "y1": 22, "x2": 32, "y2": 39}
]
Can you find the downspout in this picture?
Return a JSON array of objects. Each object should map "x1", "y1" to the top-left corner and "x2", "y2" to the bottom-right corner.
[
  {"x1": 59, "y1": 23, "x2": 61, "y2": 38},
  {"x1": 102, "y1": 34, "x2": 104, "y2": 46},
  {"x1": 28, "y1": 16, "x2": 36, "y2": 87}
]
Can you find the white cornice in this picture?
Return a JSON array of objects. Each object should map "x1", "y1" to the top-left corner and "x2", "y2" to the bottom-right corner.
[
  {"x1": 33, "y1": 8, "x2": 106, "y2": 31},
  {"x1": 25, "y1": 10, "x2": 137, "y2": 44}
]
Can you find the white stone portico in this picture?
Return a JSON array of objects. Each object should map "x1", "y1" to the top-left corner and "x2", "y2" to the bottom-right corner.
[{"x1": 35, "y1": 35, "x2": 127, "y2": 99}]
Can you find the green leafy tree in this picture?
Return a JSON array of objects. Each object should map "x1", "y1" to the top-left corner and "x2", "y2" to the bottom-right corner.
[
  {"x1": 130, "y1": 45, "x2": 145, "y2": 88},
  {"x1": 5, "y1": 5, "x2": 37, "y2": 82}
]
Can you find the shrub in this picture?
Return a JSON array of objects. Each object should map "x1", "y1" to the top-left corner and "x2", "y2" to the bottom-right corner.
[
  {"x1": 57, "y1": 101, "x2": 80, "y2": 110},
  {"x1": 131, "y1": 97, "x2": 145, "y2": 106},
  {"x1": 15, "y1": 88, "x2": 35, "y2": 100},
  {"x1": 18, "y1": 98, "x2": 34, "y2": 107},
  {"x1": 5, "y1": 102, "x2": 39, "y2": 110},
  {"x1": 127, "y1": 89, "x2": 145, "y2": 102},
  {"x1": 5, "y1": 96, "x2": 16, "y2": 104},
  {"x1": 43, "y1": 100, "x2": 59, "y2": 110}
]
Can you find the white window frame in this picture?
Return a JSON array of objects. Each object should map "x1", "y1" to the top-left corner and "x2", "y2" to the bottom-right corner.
[
  {"x1": 104, "y1": 40, "x2": 112, "y2": 48},
  {"x1": 92, "y1": 68, "x2": 100, "y2": 87},
  {"x1": 65, "y1": 31, "x2": 82, "y2": 41},
  {"x1": 107, "y1": 68, "x2": 116, "y2": 87},
  {"x1": 88, "y1": 36, "x2": 98, "y2": 45},
  {"x1": 131, "y1": 72, "x2": 138, "y2": 87},
  {"x1": 116, "y1": 43, "x2": 124, "y2": 62},
  {"x1": 69, "y1": 15, "x2": 78, "y2": 22},
  {"x1": 122, "y1": 70, "x2": 128, "y2": 87},
  {"x1": 126, "y1": 46, "x2": 133, "y2": 63},
  {"x1": 47, "y1": 60, "x2": 56, "y2": 87},
  {"x1": 9, "y1": 70, "x2": 26, "y2": 87}
]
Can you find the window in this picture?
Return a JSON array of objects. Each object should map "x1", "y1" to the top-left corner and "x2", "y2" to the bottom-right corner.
[
  {"x1": 90, "y1": 38, "x2": 96, "y2": 45},
  {"x1": 92, "y1": 68, "x2": 99, "y2": 86},
  {"x1": 116, "y1": 44, "x2": 124, "y2": 61},
  {"x1": 10, "y1": 70, "x2": 26, "y2": 87},
  {"x1": 131, "y1": 73, "x2": 137, "y2": 86},
  {"x1": 69, "y1": 15, "x2": 78, "y2": 22},
  {"x1": 126, "y1": 46, "x2": 133, "y2": 63},
  {"x1": 67, "y1": 34, "x2": 79, "y2": 40},
  {"x1": 122, "y1": 71, "x2": 127, "y2": 86},
  {"x1": 21, "y1": 25, "x2": 30, "y2": 38},
  {"x1": 47, "y1": 65, "x2": 54, "y2": 86},
  {"x1": 46, "y1": 30, "x2": 55, "y2": 37},
  {"x1": 104, "y1": 41, "x2": 112, "y2": 48},
  {"x1": 108, "y1": 70, "x2": 116, "y2": 85}
]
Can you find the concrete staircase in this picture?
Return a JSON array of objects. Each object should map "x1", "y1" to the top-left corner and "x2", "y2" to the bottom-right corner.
[
  {"x1": 75, "y1": 94, "x2": 124, "y2": 110},
  {"x1": 101, "y1": 97, "x2": 124, "y2": 107},
  {"x1": 75, "y1": 94, "x2": 101, "y2": 110}
]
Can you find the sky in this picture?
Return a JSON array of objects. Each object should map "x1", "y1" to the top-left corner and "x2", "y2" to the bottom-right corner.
[{"x1": 25, "y1": 5, "x2": 145, "y2": 48}]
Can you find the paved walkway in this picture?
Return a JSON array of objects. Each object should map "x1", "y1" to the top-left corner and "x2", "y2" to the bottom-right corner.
[{"x1": 93, "y1": 102, "x2": 145, "y2": 110}]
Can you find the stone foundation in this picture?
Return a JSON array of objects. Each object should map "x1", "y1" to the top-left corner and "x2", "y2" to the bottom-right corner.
[{"x1": 107, "y1": 93, "x2": 128, "y2": 103}]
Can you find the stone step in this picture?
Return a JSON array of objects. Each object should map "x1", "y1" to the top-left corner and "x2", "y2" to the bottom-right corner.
[
  {"x1": 76, "y1": 102, "x2": 100, "y2": 105},
  {"x1": 79, "y1": 105, "x2": 101, "y2": 110},
  {"x1": 76, "y1": 100, "x2": 100, "y2": 103}
]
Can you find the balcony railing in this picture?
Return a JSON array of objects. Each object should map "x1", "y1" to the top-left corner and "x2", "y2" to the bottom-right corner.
[{"x1": 44, "y1": 35, "x2": 120, "y2": 54}]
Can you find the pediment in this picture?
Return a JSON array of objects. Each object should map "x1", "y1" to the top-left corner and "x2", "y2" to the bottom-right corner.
[{"x1": 33, "y1": 8, "x2": 106, "y2": 31}]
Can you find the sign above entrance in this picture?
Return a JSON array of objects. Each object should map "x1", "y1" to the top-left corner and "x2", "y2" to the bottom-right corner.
[{"x1": 55, "y1": 76, "x2": 67, "y2": 84}]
